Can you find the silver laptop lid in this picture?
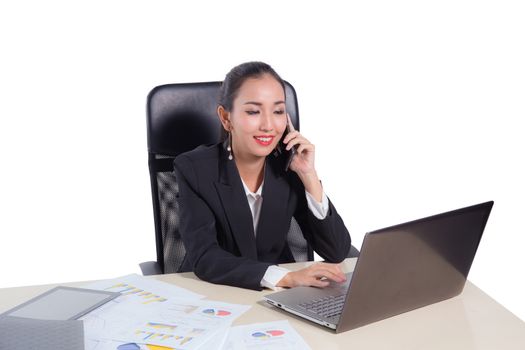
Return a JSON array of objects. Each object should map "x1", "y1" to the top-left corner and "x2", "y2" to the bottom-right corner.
[{"x1": 337, "y1": 201, "x2": 493, "y2": 333}]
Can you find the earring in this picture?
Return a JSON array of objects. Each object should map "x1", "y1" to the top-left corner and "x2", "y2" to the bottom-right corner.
[{"x1": 227, "y1": 132, "x2": 233, "y2": 160}]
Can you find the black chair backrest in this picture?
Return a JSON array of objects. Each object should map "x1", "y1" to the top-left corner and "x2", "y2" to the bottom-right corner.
[{"x1": 146, "y1": 81, "x2": 307, "y2": 273}]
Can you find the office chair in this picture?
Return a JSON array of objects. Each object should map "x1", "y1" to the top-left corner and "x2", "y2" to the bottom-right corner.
[{"x1": 141, "y1": 81, "x2": 359, "y2": 275}]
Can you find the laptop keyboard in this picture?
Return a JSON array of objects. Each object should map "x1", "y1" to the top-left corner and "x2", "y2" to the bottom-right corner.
[{"x1": 298, "y1": 294, "x2": 346, "y2": 319}]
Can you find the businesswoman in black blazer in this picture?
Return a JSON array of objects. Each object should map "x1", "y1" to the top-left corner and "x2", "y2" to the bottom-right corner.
[{"x1": 173, "y1": 62, "x2": 351, "y2": 290}]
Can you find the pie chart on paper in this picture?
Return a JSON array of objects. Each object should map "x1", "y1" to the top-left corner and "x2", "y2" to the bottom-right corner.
[
  {"x1": 202, "y1": 308, "x2": 231, "y2": 316},
  {"x1": 117, "y1": 343, "x2": 173, "y2": 350},
  {"x1": 251, "y1": 329, "x2": 286, "y2": 338},
  {"x1": 266, "y1": 330, "x2": 285, "y2": 336}
]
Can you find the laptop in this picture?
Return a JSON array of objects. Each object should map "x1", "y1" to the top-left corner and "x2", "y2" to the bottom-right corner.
[{"x1": 264, "y1": 201, "x2": 493, "y2": 333}]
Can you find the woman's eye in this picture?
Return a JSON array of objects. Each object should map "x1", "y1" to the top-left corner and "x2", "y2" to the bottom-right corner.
[
  {"x1": 274, "y1": 110, "x2": 285, "y2": 115},
  {"x1": 246, "y1": 110, "x2": 259, "y2": 115}
]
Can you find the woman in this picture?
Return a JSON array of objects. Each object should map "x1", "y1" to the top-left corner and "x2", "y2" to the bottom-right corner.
[{"x1": 174, "y1": 62, "x2": 351, "y2": 290}]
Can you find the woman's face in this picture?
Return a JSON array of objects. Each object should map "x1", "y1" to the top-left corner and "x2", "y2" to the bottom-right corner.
[{"x1": 228, "y1": 74, "x2": 287, "y2": 161}]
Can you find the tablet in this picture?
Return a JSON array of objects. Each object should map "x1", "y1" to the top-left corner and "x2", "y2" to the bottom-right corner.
[{"x1": 1, "y1": 286, "x2": 120, "y2": 320}]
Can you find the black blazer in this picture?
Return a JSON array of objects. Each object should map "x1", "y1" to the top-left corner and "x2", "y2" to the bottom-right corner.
[{"x1": 173, "y1": 143, "x2": 351, "y2": 290}]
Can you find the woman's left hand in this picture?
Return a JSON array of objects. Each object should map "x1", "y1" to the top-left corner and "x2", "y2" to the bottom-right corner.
[
  {"x1": 283, "y1": 114, "x2": 324, "y2": 202},
  {"x1": 283, "y1": 114, "x2": 316, "y2": 176}
]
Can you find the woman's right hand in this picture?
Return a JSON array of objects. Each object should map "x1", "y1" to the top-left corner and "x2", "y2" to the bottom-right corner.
[{"x1": 276, "y1": 262, "x2": 347, "y2": 288}]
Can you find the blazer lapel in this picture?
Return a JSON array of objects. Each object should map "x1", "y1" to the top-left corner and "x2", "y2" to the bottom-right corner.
[
  {"x1": 255, "y1": 158, "x2": 291, "y2": 256},
  {"x1": 214, "y1": 149, "x2": 258, "y2": 260}
]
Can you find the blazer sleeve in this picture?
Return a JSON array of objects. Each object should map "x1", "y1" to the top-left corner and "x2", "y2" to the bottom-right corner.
[
  {"x1": 291, "y1": 175, "x2": 351, "y2": 262},
  {"x1": 173, "y1": 155, "x2": 272, "y2": 290}
]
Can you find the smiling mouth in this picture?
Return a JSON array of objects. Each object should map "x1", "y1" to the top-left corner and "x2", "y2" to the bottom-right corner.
[{"x1": 254, "y1": 136, "x2": 274, "y2": 146}]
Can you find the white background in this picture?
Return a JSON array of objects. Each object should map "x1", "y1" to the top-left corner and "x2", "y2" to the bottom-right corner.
[{"x1": 1, "y1": 1, "x2": 523, "y2": 321}]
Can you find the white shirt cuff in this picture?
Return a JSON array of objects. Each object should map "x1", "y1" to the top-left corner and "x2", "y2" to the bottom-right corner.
[
  {"x1": 261, "y1": 265, "x2": 291, "y2": 290},
  {"x1": 305, "y1": 190, "x2": 329, "y2": 220}
]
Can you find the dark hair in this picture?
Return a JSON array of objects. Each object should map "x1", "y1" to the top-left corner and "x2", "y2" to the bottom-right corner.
[
  {"x1": 219, "y1": 61, "x2": 286, "y2": 112},
  {"x1": 218, "y1": 62, "x2": 286, "y2": 142}
]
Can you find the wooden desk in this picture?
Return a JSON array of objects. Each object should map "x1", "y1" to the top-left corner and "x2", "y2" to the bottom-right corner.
[{"x1": 1, "y1": 259, "x2": 524, "y2": 349}]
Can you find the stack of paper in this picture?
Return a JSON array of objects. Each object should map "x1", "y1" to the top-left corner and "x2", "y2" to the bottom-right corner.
[{"x1": 81, "y1": 274, "x2": 250, "y2": 350}]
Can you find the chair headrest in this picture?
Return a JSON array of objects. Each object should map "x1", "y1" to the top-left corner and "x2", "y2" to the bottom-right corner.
[{"x1": 147, "y1": 81, "x2": 299, "y2": 156}]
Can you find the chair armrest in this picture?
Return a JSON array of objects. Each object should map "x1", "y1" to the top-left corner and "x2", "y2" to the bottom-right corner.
[
  {"x1": 139, "y1": 261, "x2": 163, "y2": 276},
  {"x1": 348, "y1": 245, "x2": 360, "y2": 258}
]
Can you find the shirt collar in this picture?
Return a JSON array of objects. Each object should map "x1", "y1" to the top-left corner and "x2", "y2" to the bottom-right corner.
[{"x1": 241, "y1": 178, "x2": 264, "y2": 198}]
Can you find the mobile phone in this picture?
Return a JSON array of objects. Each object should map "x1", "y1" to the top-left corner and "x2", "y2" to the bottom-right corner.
[{"x1": 281, "y1": 118, "x2": 297, "y2": 172}]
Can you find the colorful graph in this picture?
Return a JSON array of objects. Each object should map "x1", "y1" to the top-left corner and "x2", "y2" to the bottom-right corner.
[
  {"x1": 104, "y1": 283, "x2": 167, "y2": 304},
  {"x1": 146, "y1": 322, "x2": 177, "y2": 331},
  {"x1": 188, "y1": 328, "x2": 205, "y2": 336},
  {"x1": 252, "y1": 329, "x2": 286, "y2": 339},
  {"x1": 180, "y1": 337, "x2": 193, "y2": 346},
  {"x1": 202, "y1": 308, "x2": 231, "y2": 316},
  {"x1": 117, "y1": 344, "x2": 140, "y2": 350},
  {"x1": 135, "y1": 330, "x2": 174, "y2": 341},
  {"x1": 166, "y1": 303, "x2": 199, "y2": 314}
]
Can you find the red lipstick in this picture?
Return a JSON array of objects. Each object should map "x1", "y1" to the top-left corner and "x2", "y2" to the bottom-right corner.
[{"x1": 253, "y1": 135, "x2": 274, "y2": 146}]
